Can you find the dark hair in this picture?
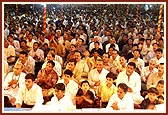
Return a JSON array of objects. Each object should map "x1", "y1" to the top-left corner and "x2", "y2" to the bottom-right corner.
[
  {"x1": 78, "y1": 38, "x2": 84, "y2": 43},
  {"x1": 33, "y1": 42, "x2": 39, "y2": 46},
  {"x1": 112, "y1": 48, "x2": 119, "y2": 54},
  {"x1": 132, "y1": 44, "x2": 138, "y2": 48},
  {"x1": 123, "y1": 33, "x2": 128, "y2": 38},
  {"x1": 152, "y1": 43, "x2": 158, "y2": 46},
  {"x1": 43, "y1": 43, "x2": 48, "y2": 46},
  {"x1": 157, "y1": 80, "x2": 164, "y2": 85},
  {"x1": 158, "y1": 38, "x2": 163, "y2": 42},
  {"x1": 127, "y1": 38, "x2": 133, "y2": 43},
  {"x1": 50, "y1": 48, "x2": 55, "y2": 53},
  {"x1": 110, "y1": 44, "x2": 115, "y2": 49},
  {"x1": 48, "y1": 53, "x2": 55, "y2": 58},
  {"x1": 139, "y1": 38, "x2": 145, "y2": 41},
  {"x1": 20, "y1": 50, "x2": 28, "y2": 57},
  {"x1": 120, "y1": 54, "x2": 126, "y2": 59},
  {"x1": 157, "y1": 95, "x2": 164, "y2": 100},
  {"x1": 80, "y1": 80, "x2": 90, "y2": 87},
  {"x1": 7, "y1": 34, "x2": 14, "y2": 39},
  {"x1": 55, "y1": 83, "x2": 65, "y2": 91},
  {"x1": 106, "y1": 72, "x2": 117, "y2": 80},
  {"x1": 146, "y1": 38, "x2": 151, "y2": 42},
  {"x1": 148, "y1": 87, "x2": 159, "y2": 95},
  {"x1": 74, "y1": 50, "x2": 83, "y2": 57},
  {"x1": 94, "y1": 41, "x2": 100, "y2": 45},
  {"x1": 68, "y1": 58, "x2": 77, "y2": 65},
  {"x1": 118, "y1": 83, "x2": 128, "y2": 93},
  {"x1": 156, "y1": 48, "x2": 163, "y2": 53},
  {"x1": 133, "y1": 49, "x2": 140, "y2": 54},
  {"x1": 64, "y1": 69, "x2": 73, "y2": 77},
  {"x1": 127, "y1": 62, "x2": 136, "y2": 69},
  {"x1": 25, "y1": 73, "x2": 35, "y2": 81},
  {"x1": 47, "y1": 60, "x2": 55, "y2": 68},
  {"x1": 20, "y1": 39, "x2": 27, "y2": 44},
  {"x1": 103, "y1": 53, "x2": 110, "y2": 58}
]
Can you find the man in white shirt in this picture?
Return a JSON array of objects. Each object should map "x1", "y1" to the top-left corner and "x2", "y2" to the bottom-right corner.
[
  {"x1": 45, "y1": 83, "x2": 75, "y2": 111},
  {"x1": 57, "y1": 69, "x2": 78, "y2": 105},
  {"x1": 29, "y1": 42, "x2": 44, "y2": 62},
  {"x1": 15, "y1": 73, "x2": 44, "y2": 108},
  {"x1": 4, "y1": 62, "x2": 26, "y2": 106},
  {"x1": 146, "y1": 43, "x2": 158, "y2": 63},
  {"x1": 89, "y1": 36, "x2": 103, "y2": 52},
  {"x1": 74, "y1": 50, "x2": 89, "y2": 80},
  {"x1": 71, "y1": 33, "x2": 80, "y2": 45},
  {"x1": 26, "y1": 33, "x2": 37, "y2": 49},
  {"x1": 128, "y1": 49, "x2": 145, "y2": 75},
  {"x1": 105, "y1": 36, "x2": 119, "y2": 53},
  {"x1": 42, "y1": 53, "x2": 62, "y2": 77},
  {"x1": 15, "y1": 50, "x2": 35, "y2": 74},
  {"x1": 116, "y1": 62, "x2": 144, "y2": 104},
  {"x1": 45, "y1": 48, "x2": 63, "y2": 66},
  {"x1": 38, "y1": 34, "x2": 50, "y2": 47},
  {"x1": 4, "y1": 39, "x2": 16, "y2": 72},
  {"x1": 88, "y1": 59, "x2": 109, "y2": 92},
  {"x1": 141, "y1": 39, "x2": 153, "y2": 54},
  {"x1": 141, "y1": 59, "x2": 158, "y2": 83},
  {"x1": 152, "y1": 48, "x2": 164, "y2": 67},
  {"x1": 141, "y1": 39, "x2": 153, "y2": 64},
  {"x1": 106, "y1": 83, "x2": 134, "y2": 110},
  {"x1": 147, "y1": 63, "x2": 164, "y2": 89},
  {"x1": 7, "y1": 34, "x2": 20, "y2": 56}
]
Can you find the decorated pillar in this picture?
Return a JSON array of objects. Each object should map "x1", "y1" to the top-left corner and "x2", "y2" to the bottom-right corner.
[
  {"x1": 43, "y1": 4, "x2": 47, "y2": 38},
  {"x1": 157, "y1": 4, "x2": 163, "y2": 35},
  {"x1": 136, "y1": 4, "x2": 140, "y2": 23}
]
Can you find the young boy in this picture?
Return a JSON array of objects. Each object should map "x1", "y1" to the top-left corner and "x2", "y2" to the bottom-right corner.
[
  {"x1": 15, "y1": 73, "x2": 44, "y2": 108},
  {"x1": 57, "y1": 69, "x2": 78, "y2": 104},
  {"x1": 46, "y1": 83, "x2": 75, "y2": 111},
  {"x1": 156, "y1": 80, "x2": 164, "y2": 97},
  {"x1": 75, "y1": 80, "x2": 95, "y2": 109},
  {"x1": 140, "y1": 87, "x2": 160, "y2": 109},
  {"x1": 97, "y1": 72, "x2": 117, "y2": 108}
]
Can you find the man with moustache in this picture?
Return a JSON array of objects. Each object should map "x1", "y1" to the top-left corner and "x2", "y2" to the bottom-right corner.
[{"x1": 116, "y1": 62, "x2": 144, "y2": 105}]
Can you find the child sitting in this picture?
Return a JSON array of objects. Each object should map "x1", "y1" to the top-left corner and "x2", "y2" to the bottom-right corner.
[
  {"x1": 139, "y1": 87, "x2": 160, "y2": 109},
  {"x1": 156, "y1": 80, "x2": 164, "y2": 104},
  {"x1": 97, "y1": 72, "x2": 117, "y2": 108},
  {"x1": 75, "y1": 80, "x2": 95, "y2": 109}
]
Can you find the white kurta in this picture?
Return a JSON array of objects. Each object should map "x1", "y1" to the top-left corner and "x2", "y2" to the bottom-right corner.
[
  {"x1": 106, "y1": 93, "x2": 134, "y2": 110},
  {"x1": 88, "y1": 68, "x2": 109, "y2": 88},
  {"x1": 46, "y1": 94, "x2": 75, "y2": 111},
  {"x1": 4, "y1": 72, "x2": 26, "y2": 89},
  {"x1": 15, "y1": 83, "x2": 44, "y2": 106},
  {"x1": 29, "y1": 48, "x2": 44, "y2": 62},
  {"x1": 16, "y1": 56, "x2": 35, "y2": 74},
  {"x1": 4, "y1": 72, "x2": 26, "y2": 105},
  {"x1": 116, "y1": 70, "x2": 144, "y2": 104},
  {"x1": 57, "y1": 79, "x2": 78, "y2": 102}
]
